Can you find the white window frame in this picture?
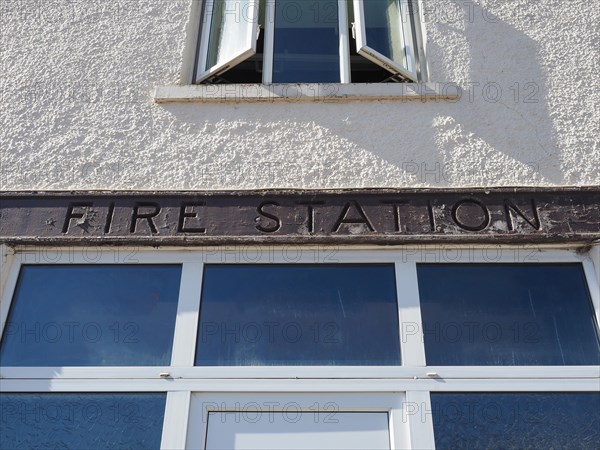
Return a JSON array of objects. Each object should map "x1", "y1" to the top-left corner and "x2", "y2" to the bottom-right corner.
[
  {"x1": 352, "y1": 0, "x2": 418, "y2": 81},
  {"x1": 196, "y1": 0, "x2": 260, "y2": 83},
  {"x1": 186, "y1": 392, "x2": 410, "y2": 449},
  {"x1": 1, "y1": 246, "x2": 599, "y2": 449},
  {"x1": 194, "y1": 0, "x2": 422, "y2": 84}
]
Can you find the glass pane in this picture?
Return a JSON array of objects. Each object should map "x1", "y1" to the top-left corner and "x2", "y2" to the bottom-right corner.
[
  {"x1": 417, "y1": 264, "x2": 600, "y2": 365},
  {"x1": 431, "y1": 393, "x2": 600, "y2": 450},
  {"x1": 273, "y1": 0, "x2": 340, "y2": 82},
  {"x1": 0, "y1": 265, "x2": 182, "y2": 366},
  {"x1": 206, "y1": 411, "x2": 390, "y2": 449},
  {"x1": 0, "y1": 393, "x2": 166, "y2": 450},
  {"x1": 206, "y1": 0, "x2": 255, "y2": 70},
  {"x1": 363, "y1": 0, "x2": 406, "y2": 68},
  {"x1": 195, "y1": 265, "x2": 400, "y2": 365}
]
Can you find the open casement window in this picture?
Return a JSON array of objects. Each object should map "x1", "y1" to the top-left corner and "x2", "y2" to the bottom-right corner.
[
  {"x1": 352, "y1": 0, "x2": 418, "y2": 81},
  {"x1": 196, "y1": 0, "x2": 260, "y2": 83},
  {"x1": 195, "y1": 0, "x2": 421, "y2": 83}
]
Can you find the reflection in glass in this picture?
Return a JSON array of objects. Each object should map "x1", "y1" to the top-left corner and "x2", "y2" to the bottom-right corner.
[
  {"x1": 431, "y1": 393, "x2": 600, "y2": 449},
  {"x1": 0, "y1": 393, "x2": 166, "y2": 450},
  {"x1": 206, "y1": 411, "x2": 390, "y2": 449},
  {"x1": 0, "y1": 265, "x2": 182, "y2": 366},
  {"x1": 363, "y1": 0, "x2": 406, "y2": 68},
  {"x1": 417, "y1": 264, "x2": 600, "y2": 365},
  {"x1": 195, "y1": 265, "x2": 400, "y2": 365},
  {"x1": 206, "y1": 0, "x2": 255, "y2": 70},
  {"x1": 273, "y1": 0, "x2": 340, "y2": 82}
]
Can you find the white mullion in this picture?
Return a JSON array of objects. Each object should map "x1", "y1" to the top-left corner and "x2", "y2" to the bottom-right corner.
[
  {"x1": 389, "y1": 399, "x2": 411, "y2": 449},
  {"x1": 405, "y1": 391, "x2": 435, "y2": 449},
  {"x1": 160, "y1": 391, "x2": 192, "y2": 450},
  {"x1": 394, "y1": 260, "x2": 426, "y2": 366},
  {"x1": 338, "y1": 0, "x2": 351, "y2": 83},
  {"x1": 412, "y1": 0, "x2": 428, "y2": 80},
  {"x1": 3, "y1": 377, "x2": 600, "y2": 392},
  {"x1": 263, "y1": 0, "x2": 275, "y2": 83},
  {"x1": 590, "y1": 245, "x2": 600, "y2": 281},
  {"x1": 170, "y1": 262, "x2": 204, "y2": 367},
  {"x1": 582, "y1": 257, "x2": 600, "y2": 333}
]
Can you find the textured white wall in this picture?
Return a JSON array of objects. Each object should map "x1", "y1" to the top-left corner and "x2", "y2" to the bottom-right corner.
[{"x1": 1, "y1": 0, "x2": 598, "y2": 190}]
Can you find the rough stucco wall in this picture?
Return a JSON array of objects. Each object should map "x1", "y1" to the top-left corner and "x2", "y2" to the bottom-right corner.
[{"x1": 0, "y1": 0, "x2": 598, "y2": 190}]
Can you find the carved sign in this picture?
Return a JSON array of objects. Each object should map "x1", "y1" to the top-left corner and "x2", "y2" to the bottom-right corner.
[{"x1": 1, "y1": 189, "x2": 598, "y2": 245}]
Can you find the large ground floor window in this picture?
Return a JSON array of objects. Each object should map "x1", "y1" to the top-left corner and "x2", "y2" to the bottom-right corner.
[{"x1": 1, "y1": 246, "x2": 599, "y2": 449}]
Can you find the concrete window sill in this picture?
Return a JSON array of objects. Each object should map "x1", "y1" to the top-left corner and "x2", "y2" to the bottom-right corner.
[{"x1": 153, "y1": 83, "x2": 461, "y2": 103}]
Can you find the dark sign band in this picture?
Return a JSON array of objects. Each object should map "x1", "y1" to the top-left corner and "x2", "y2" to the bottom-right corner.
[{"x1": 1, "y1": 188, "x2": 599, "y2": 245}]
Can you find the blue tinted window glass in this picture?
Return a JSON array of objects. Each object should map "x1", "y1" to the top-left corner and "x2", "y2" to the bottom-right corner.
[
  {"x1": 417, "y1": 264, "x2": 600, "y2": 365},
  {"x1": 0, "y1": 393, "x2": 166, "y2": 449},
  {"x1": 273, "y1": 0, "x2": 340, "y2": 82},
  {"x1": 195, "y1": 265, "x2": 400, "y2": 365},
  {"x1": 0, "y1": 265, "x2": 182, "y2": 366},
  {"x1": 431, "y1": 393, "x2": 600, "y2": 450},
  {"x1": 363, "y1": 0, "x2": 406, "y2": 68}
]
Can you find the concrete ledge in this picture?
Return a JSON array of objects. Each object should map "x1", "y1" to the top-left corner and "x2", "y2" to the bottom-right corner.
[{"x1": 153, "y1": 83, "x2": 461, "y2": 103}]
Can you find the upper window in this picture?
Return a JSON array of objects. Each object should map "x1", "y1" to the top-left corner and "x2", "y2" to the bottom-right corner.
[{"x1": 195, "y1": 0, "x2": 421, "y2": 83}]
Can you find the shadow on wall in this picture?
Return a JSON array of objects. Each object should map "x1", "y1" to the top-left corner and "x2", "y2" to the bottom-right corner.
[
  {"x1": 424, "y1": 1, "x2": 559, "y2": 186},
  {"x1": 157, "y1": 1, "x2": 559, "y2": 189}
]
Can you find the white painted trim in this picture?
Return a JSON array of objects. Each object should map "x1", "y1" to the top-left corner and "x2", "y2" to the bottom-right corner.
[
  {"x1": 395, "y1": 260, "x2": 426, "y2": 366},
  {"x1": 153, "y1": 82, "x2": 460, "y2": 103},
  {"x1": 338, "y1": 0, "x2": 351, "y2": 83},
  {"x1": 2, "y1": 366, "x2": 598, "y2": 380},
  {"x1": 196, "y1": 0, "x2": 213, "y2": 80},
  {"x1": 352, "y1": 0, "x2": 418, "y2": 81},
  {"x1": 161, "y1": 391, "x2": 192, "y2": 450},
  {"x1": 2, "y1": 378, "x2": 599, "y2": 392},
  {"x1": 405, "y1": 391, "x2": 435, "y2": 450},
  {"x1": 411, "y1": 0, "x2": 428, "y2": 81},
  {"x1": 389, "y1": 401, "x2": 411, "y2": 450},
  {"x1": 170, "y1": 263, "x2": 204, "y2": 366},
  {"x1": 9, "y1": 245, "x2": 586, "y2": 258},
  {"x1": 188, "y1": 392, "x2": 409, "y2": 450},
  {"x1": 398, "y1": 0, "x2": 416, "y2": 74},
  {"x1": 262, "y1": 0, "x2": 275, "y2": 83}
]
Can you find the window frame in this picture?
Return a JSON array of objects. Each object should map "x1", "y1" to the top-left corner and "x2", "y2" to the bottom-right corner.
[
  {"x1": 352, "y1": 0, "x2": 418, "y2": 81},
  {"x1": 187, "y1": 392, "x2": 410, "y2": 449},
  {"x1": 193, "y1": 0, "x2": 424, "y2": 84},
  {"x1": 1, "y1": 246, "x2": 599, "y2": 449},
  {"x1": 196, "y1": 0, "x2": 260, "y2": 83}
]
